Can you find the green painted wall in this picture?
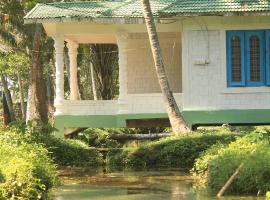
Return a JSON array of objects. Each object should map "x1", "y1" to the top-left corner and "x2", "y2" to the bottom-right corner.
[
  {"x1": 182, "y1": 109, "x2": 270, "y2": 127},
  {"x1": 54, "y1": 109, "x2": 270, "y2": 137}
]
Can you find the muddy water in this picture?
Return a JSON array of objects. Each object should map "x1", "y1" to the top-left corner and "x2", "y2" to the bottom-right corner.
[{"x1": 52, "y1": 168, "x2": 264, "y2": 200}]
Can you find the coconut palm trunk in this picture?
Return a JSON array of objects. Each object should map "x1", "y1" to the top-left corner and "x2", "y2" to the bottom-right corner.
[{"x1": 140, "y1": 0, "x2": 190, "y2": 134}]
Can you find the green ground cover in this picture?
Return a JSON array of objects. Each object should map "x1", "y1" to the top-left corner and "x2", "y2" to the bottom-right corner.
[
  {"x1": 193, "y1": 128, "x2": 270, "y2": 195},
  {"x1": 106, "y1": 129, "x2": 239, "y2": 170}
]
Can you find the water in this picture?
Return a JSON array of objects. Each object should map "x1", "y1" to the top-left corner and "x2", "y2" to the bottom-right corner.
[{"x1": 52, "y1": 168, "x2": 264, "y2": 200}]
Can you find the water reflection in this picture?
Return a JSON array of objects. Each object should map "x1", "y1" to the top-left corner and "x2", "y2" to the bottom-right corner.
[{"x1": 52, "y1": 168, "x2": 264, "y2": 200}]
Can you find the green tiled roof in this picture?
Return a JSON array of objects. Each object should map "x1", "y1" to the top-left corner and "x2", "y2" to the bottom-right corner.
[{"x1": 24, "y1": 0, "x2": 270, "y2": 23}]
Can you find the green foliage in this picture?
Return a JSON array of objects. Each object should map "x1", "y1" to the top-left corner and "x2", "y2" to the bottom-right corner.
[
  {"x1": 266, "y1": 191, "x2": 270, "y2": 200},
  {"x1": 13, "y1": 120, "x2": 102, "y2": 167},
  {"x1": 34, "y1": 135, "x2": 102, "y2": 167},
  {"x1": 6, "y1": 52, "x2": 30, "y2": 75},
  {"x1": 76, "y1": 128, "x2": 121, "y2": 148},
  {"x1": 0, "y1": 122, "x2": 103, "y2": 199},
  {"x1": 0, "y1": 126, "x2": 58, "y2": 200},
  {"x1": 107, "y1": 129, "x2": 238, "y2": 171},
  {"x1": 75, "y1": 128, "x2": 170, "y2": 148},
  {"x1": 193, "y1": 128, "x2": 270, "y2": 195}
]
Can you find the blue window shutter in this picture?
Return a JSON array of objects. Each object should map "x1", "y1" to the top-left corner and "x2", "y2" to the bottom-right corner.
[
  {"x1": 245, "y1": 31, "x2": 265, "y2": 87},
  {"x1": 266, "y1": 31, "x2": 270, "y2": 85},
  {"x1": 226, "y1": 31, "x2": 245, "y2": 87}
]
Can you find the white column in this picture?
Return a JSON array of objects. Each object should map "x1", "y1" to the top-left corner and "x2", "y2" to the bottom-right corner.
[
  {"x1": 116, "y1": 32, "x2": 129, "y2": 114},
  {"x1": 67, "y1": 40, "x2": 80, "y2": 100},
  {"x1": 53, "y1": 36, "x2": 65, "y2": 115}
]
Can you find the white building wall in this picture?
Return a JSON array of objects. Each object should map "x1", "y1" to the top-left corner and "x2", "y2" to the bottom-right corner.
[
  {"x1": 182, "y1": 16, "x2": 270, "y2": 111},
  {"x1": 126, "y1": 32, "x2": 182, "y2": 94}
]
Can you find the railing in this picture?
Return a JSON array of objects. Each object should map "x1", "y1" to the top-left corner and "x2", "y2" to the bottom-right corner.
[
  {"x1": 62, "y1": 100, "x2": 118, "y2": 115},
  {"x1": 127, "y1": 93, "x2": 183, "y2": 114},
  {"x1": 59, "y1": 93, "x2": 183, "y2": 115}
]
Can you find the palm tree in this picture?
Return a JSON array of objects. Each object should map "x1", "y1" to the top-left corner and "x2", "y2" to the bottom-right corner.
[{"x1": 140, "y1": 0, "x2": 190, "y2": 134}]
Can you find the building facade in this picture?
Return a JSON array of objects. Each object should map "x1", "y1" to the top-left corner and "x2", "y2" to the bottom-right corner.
[{"x1": 25, "y1": 1, "x2": 270, "y2": 136}]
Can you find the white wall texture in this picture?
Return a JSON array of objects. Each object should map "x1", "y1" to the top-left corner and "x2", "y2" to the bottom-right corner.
[
  {"x1": 182, "y1": 16, "x2": 270, "y2": 111},
  {"x1": 126, "y1": 32, "x2": 182, "y2": 94}
]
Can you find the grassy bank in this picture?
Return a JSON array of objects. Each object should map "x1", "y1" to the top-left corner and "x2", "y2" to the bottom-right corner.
[
  {"x1": 0, "y1": 124, "x2": 102, "y2": 199},
  {"x1": 107, "y1": 129, "x2": 239, "y2": 170},
  {"x1": 193, "y1": 128, "x2": 270, "y2": 195}
]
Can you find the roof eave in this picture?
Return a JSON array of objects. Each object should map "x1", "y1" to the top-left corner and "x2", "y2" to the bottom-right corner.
[
  {"x1": 24, "y1": 16, "x2": 148, "y2": 24},
  {"x1": 24, "y1": 11, "x2": 270, "y2": 25},
  {"x1": 162, "y1": 11, "x2": 270, "y2": 17}
]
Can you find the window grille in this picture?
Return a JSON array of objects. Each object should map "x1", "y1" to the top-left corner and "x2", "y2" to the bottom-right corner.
[
  {"x1": 249, "y1": 36, "x2": 261, "y2": 82},
  {"x1": 231, "y1": 36, "x2": 242, "y2": 82}
]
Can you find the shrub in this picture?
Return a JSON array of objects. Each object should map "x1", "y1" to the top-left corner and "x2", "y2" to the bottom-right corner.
[
  {"x1": 34, "y1": 135, "x2": 102, "y2": 167},
  {"x1": 75, "y1": 128, "x2": 170, "y2": 148},
  {"x1": 193, "y1": 128, "x2": 270, "y2": 195},
  {"x1": 75, "y1": 128, "x2": 121, "y2": 148},
  {"x1": 107, "y1": 129, "x2": 238, "y2": 170},
  {"x1": 266, "y1": 191, "x2": 270, "y2": 200},
  {"x1": 0, "y1": 128, "x2": 58, "y2": 199}
]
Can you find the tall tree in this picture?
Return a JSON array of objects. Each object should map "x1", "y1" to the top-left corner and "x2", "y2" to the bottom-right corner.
[
  {"x1": 140, "y1": 0, "x2": 190, "y2": 134},
  {"x1": 26, "y1": 24, "x2": 48, "y2": 123}
]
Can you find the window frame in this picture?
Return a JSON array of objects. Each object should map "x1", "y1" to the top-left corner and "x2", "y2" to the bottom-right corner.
[
  {"x1": 245, "y1": 31, "x2": 265, "y2": 87},
  {"x1": 265, "y1": 30, "x2": 270, "y2": 85},
  {"x1": 226, "y1": 31, "x2": 245, "y2": 87},
  {"x1": 226, "y1": 30, "x2": 270, "y2": 87}
]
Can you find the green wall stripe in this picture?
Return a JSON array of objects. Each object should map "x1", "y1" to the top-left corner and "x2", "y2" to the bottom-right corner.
[{"x1": 54, "y1": 109, "x2": 270, "y2": 137}]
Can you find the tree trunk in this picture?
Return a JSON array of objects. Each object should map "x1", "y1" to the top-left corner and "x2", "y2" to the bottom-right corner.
[
  {"x1": 140, "y1": 0, "x2": 190, "y2": 134},
  {"x1": 1, "y1": 74, "x2": 15, "y2": 121},
  {"x1": 26, "y1": 24, "x2": 48, "y2": 124},
  {"x1": 90, "y1": 44, "x2": 118, "y2": 100},
  {"x1": 90, "y1": 61, "x2": 98, "y2": 100},
  {"x1": 17, "y1": 72, "x2": 26, "y2": 121}
]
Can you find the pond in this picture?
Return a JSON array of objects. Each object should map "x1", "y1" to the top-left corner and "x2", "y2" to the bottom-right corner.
[{"x1": 52, "y1": 168, "x2": 264, "y2": 200}]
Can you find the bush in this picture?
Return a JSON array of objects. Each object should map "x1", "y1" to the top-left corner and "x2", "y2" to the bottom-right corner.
[
  {"x1": 0, "y1": 122, "x2": 102, "y2": 199},
  {"x1": 0, "y1": 127, "x2": 58, "y2": 199},
  {"x1": 107, "y1": 129, "x2": 238, "y2": 170},
  {"x1": 10, "y1": 121, "x2": 102, "y2": 167},
  {"x1": 75, "y1": 128, "x2": 121, "y2": 148},
  {"x1": 75, "y1": 128, "x2": 170, "y2": 148},
  {"x1": 193, "y1": 128, "x2": 270, "y2": 195},
  {"x1": 34, "y1": 135, "x2": 102, "y2": 167}
]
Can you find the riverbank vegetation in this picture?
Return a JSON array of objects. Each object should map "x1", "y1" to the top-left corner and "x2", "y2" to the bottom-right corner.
[
  {"x1": 1, "y1": 124, "x2": 270, "y2": 198},
  {"x1": 0, "y1": 125, "x2": 58, "y2": 199},
  {"x1": 107, "y1": 129, "x2": 239, "y2": 170},
  {"x1": 193, "y1": 127, "x2": 270, "y2": 196},
  {"x1": 0, "y1": 123, "x2": 101, "y2": 199}
]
